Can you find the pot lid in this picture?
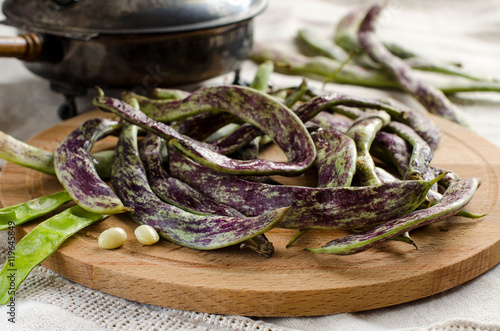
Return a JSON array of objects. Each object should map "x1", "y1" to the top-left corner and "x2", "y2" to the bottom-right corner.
[{"x1": 1, "y1": 0, "x2": 268, "y2": 39}]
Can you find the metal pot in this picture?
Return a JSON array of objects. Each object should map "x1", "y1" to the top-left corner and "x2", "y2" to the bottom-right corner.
[{"x1": 0, "y1": 0, "x2": 268, "y2": 118}]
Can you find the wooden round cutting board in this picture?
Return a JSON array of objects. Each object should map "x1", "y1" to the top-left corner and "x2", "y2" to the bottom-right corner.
[{"x1": 1, "y1": 110, "x2": 499, "y2": 317}]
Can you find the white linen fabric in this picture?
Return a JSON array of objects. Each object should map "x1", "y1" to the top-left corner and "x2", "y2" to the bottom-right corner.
[{"x1": 1, "y1": 0, "x2": 500, "y2": 330}]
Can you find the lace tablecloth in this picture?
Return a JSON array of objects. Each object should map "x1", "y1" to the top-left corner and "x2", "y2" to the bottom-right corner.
[{"x1": 1, "y1": 0, "x2": 499, "y2": 330}]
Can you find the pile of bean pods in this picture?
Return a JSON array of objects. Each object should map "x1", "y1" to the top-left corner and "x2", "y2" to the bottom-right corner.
[
  {"x1": 252, "y1": 3, "x2": 500, "y2": 128},
  {"x1": 0, "y1": 60, "x2": 482, "y2": 304}
]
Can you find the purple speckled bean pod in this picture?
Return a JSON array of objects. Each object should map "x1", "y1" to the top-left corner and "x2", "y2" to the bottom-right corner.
[
  {"x1": 0, "y1": 130, "x2": 116, "y2": 180},
  {"x1": 111, "y1": 123, "x2": 291, "y2": 250},
  {"x1": 371, "y1": 131, "x2": 411, "y2": 178},
  {"x1": 139, "y1": 133, "x2": 243, "y2": 217},
  {"x1": 307, "y1": 177, "x2": 481, "y2": 254},
  {"x1": 357, "y1": 4, "x2": 471, "y2": 128},
  {"x1": 94, "y1": 86, "x2": 316, "y2": 176},
  {"x1": 345, "y1": 111, "x2": 391, "y2": 186},
  {"x1": 385, "y1": 121, "x2": 434, "y2": 180},
  {"x1": 309, "y1": 111, "x2": 353, "y2": 133},
  {"x1": 175, "y1": 112, "x2": 241, "y2": 141},
  {"x1": 313, "y1": 128, "x2": 357, "y2": 188},
  {"x1": 54, "y1": 118, "x2": 127, "y2": 214},
  {"x1": 212, "y1": 91, "x2": 440, "y2": 155},
  {"x1": 168, "y1": 146, "x2": 442, "y2": 230},
  {"x1": 124, "y1": 92, "x2": 205, "y2": 123}
]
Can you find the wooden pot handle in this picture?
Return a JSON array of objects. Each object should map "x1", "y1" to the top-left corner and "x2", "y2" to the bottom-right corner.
[{"x1": 0, "y1": 33, "x2": 43, "y2": 61}]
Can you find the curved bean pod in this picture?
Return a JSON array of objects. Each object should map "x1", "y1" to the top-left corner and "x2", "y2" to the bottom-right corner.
[
  {"x1": 0, "y1": 130, "x2": 55, "y2": 175},
  {"x1": 357, "y1": 4, "x2": 471, "y2": 127},
  {"x1": 212, "y1": 91, "x2": 440, "y2": 155},
  {"x1": 95, "y1": 86, "x2": 316, "y2": 176},
  {"x1": 307, "y1": 177, "x2": 481, "y2": 254},
  {"x1": 345, "y1": 111, "x2": 391, "y2": 186},
  {"x1": 0, "y1": 130, "x2": 116, "y2": 179},
  {"x1": 111, "y1": 123, "x2": 292, "y2": 250},
  {"x1": 168, "y1": 148, "x2": 443, "y2": 230},
  {"x1": 54, "y1": 118, "x2": 127, "y2": 214},
  {"x1": 385, "y1": 121, "x2": 433, "y2": 180},
  {"x1": 313, "y1": 128, "x2": 356, "y2": 188},
  {"x1": 139, "y1": 133, "x2": 243, "y2": 217},
  {"x1": 296, "y1": 28, "x2": 349, "y2": 61}
]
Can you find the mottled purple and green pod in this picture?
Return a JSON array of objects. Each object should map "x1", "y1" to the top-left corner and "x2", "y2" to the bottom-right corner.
[
  {"x1": 168, "y1": 148, "x2": 442, "y2": 230},
  {"x1": 111, "y1": 123, "x2": 292, "y2": 250},
  {"x1": 94, "y1": 86, "x2": 316, "y2": 176},
  {"x1": 385, "y1": 121, "x2": 433, "y2": 180},
  {"x1": 309, "y1": 111, "x2": 352, "y2": 133},
  {"x1": 371, "y1": 131, "x2": 411, "y2": 178},
  {"x1": 308, "y1": 177, "x2": 481, "y2": 254},
  {"x1": 0, "y1": 130, "x2": 55, "y2": 175},
  {"x1": 357, "y1": 4, "x2": 471, "y2": 128},
  {"x1": 313, "y1": 128, "x2": 356, "y2": 188},
  {"x1": 346, "y1": 111, "x2": 391, "y2": 186},
  {"x1": 0, "y1": 129, "x2": 115, "y2": 179},
  {"x1": 175, "y1": 112, "x2": 240, "y2": 141},
  {"x1": 139, "y1": 133, "x2": 243, "y2": 217},
  {"x1": 54, "y1": 118, "x2": 127, "y2": 214}
]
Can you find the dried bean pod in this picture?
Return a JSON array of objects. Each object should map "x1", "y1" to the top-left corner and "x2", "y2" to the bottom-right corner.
[
  {"x1": 111, "y1": 123, "x2": 291, "y2": 250},
  {"x1": 307, "y1": 177, "x2": 481, "y2": 254},
  {"x1": 54, "y1": 118, "x2": 127, "y2": 214},
  {"x1": 94, "y1": 86, "x2": 316, "y2": 176},
  {"x1": 313, "y1": 128, "x2": 356, "y2": 188},
  {"x1": 357, "y1": 4, "x2": 471, "y2": 127},
  {"x1": 168, "y1": 148, "x2": 442, "y2": 230}
]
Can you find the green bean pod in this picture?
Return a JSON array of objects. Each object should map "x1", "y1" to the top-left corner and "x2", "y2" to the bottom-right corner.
[
  {"x1": 307, "y1": 177, "x2": 481, "y2": 254},
  {"x1": 54, "y1": 118, "x2": 127, "y2": 214},
  {"x1": 152, "y1": 88, "x2": 191, "y2": 100},
  {"x1": 111, "y1": 123, "x2": 292, "y2": 250},
  {"x1": 0, "y1": 205, "x2": 108, "y2": 304},
  {"x1": 296, "y1": 27, "x2": 349, "y2": 61},
  {"x1": 0, "y1": 191, "x2": 72, "y2": 230}
]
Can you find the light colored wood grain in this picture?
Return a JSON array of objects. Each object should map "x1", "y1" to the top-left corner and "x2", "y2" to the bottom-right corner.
[{"x1": 1, "y1": 110, "x2": 499, "y2": 317}]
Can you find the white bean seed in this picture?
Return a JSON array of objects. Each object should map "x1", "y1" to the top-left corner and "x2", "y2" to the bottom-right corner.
[
  {"x1": 98, "y1": 227, "x2": 127, "y2": 249},
  {"x1": 134, "y1": 225, "x2": 160, "y2": 245}
]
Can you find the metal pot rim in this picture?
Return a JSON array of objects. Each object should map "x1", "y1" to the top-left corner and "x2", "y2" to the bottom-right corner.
[{"x1": 1, "y1": 0, "x2": 268, "y2": 40}]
